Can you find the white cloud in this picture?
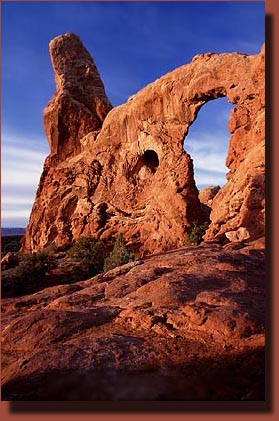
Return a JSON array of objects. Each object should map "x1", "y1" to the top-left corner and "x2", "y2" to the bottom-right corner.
[
  {"x1": 1, "y1": 134, "x2": 47, "y2": 226},
  {"x1": 3, "y1": 145, "x2": 47, "y2": 162},
  {"x1": 185, "y1": 131, "x2": 228, "y2": 150},
  {"x1": 184, "y1": 133, "x2": 229, "y2": 188},
  {"x1": 1, "y1": 196, "x2": 36, "y2": 206},
  {"x1": 2, "y1": 135, "x2": 47, "y2": 176},
  {"x1": 194, "y1": 170, "x2": 227, "y2": 188},
  {"x1": 2, "y1": 131, "x2": 49, "y2": 154},
  {"x1": 1, "y1": 210, "x2": 31, "y2": 219},
  {"x1": 2, "y1": 170, "x2": 43, "y2": 187},
  {"x1": 1, "y1": 210, "x2": 31, "y2": 229},
  {"x1": 192, "y1": 153, "x2": 227, "y2": 174}
]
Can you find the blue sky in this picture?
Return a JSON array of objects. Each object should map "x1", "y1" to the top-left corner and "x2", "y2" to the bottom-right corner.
[{"x1": 1, "y1": 1, "x2": 265, "y2": 227}]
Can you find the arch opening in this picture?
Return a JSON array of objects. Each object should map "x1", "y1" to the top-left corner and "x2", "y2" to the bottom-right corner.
[{"x1": 184, "y1": 97, "x2": 234, "y2": 191}]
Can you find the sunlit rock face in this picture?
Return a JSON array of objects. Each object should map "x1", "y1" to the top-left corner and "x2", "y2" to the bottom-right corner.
[
  {"x1": 44, "y1": 33, "x2": 113, "y2": 162},
  {"x1": 22, "y1": 34, "x2": 265, "y2": 253}
]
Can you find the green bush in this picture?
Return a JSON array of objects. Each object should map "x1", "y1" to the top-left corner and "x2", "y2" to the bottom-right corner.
[
  {"x1": 1, "y1": 250, "x2": 56, "y2": 297},
  {"x1": 67, "y1": 235, "x2": 105, "y2": 276},
  {"x1": 1, "y1": 235, "x2": 23, "y2": 256},
  {"x1": 15, "y1": 250, "x2": 55, "y2": 282},
  {"x1": 185, "y1": 222, "x2": 209, "y2": 246},
  {"x1": 104, "y1": 234, "x2": 134, "y2": 272}
]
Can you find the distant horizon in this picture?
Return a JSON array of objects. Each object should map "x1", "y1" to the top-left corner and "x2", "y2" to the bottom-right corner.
[
  {"x1": 2, "y1": 1, "x2": 265, "y2": 228},
  {"x1": 1, "y1": 227, "x2": 26, "y2": 235},
  {"x1": 1, "y1": 225, "x2": 27, "y2": 229}
]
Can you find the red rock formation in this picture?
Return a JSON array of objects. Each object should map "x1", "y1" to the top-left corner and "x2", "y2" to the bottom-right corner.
[
  {"x1": 44, "y1": 33, "x2": 112, "y2": 162},
  {"x1": 21, "y1": 34, "x2": 265, "y2": 253}
]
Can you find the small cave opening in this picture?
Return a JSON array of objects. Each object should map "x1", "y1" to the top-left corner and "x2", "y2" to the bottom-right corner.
[
  {"x1": 130, "y1": 149, "x2": 159, "y2": 185},
  {"x1": 142, "y1": 150, "x2": 159, "y2": 174}
]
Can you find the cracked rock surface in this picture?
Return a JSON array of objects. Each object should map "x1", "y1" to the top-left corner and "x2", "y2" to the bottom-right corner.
[{"x1": 1, "y1": 240, "x2": 265, "y2": 400}]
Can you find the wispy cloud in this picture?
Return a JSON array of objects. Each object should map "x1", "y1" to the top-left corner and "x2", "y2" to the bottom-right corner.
[
  {"x1": 4, "y1": 145, "x2": 46, "y2": 159},
  {"x1": 1, "y1": 210, "x2": 32, "y2": 220},
  {"x1": 1, "y1": 196, "x2": 36, "y2": 206},
  {"x1": 2, "y1": 145, "x2": 46, "y2": 187},
  {"x1": 194, "y1": 168, "x2": 228, "y2": 188},
  {"x1": 2, "y1": 130, "x2": 49, "y2": 153},
  {"x1": 183, "y1": 95, "x2": 233, "y2": 190},
  {"x1": 1, "y1": 133, "x2": 47, "y2": 227},
  {"x1": 184, "y1": 133, "x2": 229, "y2": 189}
]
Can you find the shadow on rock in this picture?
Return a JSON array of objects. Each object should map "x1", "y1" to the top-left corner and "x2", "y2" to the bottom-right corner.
[{"x1": 2, "y1": 346, "x2": 265, "y2": 402}]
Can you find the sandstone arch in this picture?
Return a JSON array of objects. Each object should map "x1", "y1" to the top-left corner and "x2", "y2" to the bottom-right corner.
[{"x1": 22, "y1": 34, "x2": 265, "y2": 253}]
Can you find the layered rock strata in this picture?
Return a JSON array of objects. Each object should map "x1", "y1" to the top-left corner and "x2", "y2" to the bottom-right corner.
[{"x1": 22, "y1": 34, "x2": 265, "y2": 254}]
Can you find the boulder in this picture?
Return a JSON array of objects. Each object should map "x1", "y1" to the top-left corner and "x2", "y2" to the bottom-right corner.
[
  {"x1": 225, "y1": 227, "x2": 251, "y2": 243},
  {"x1": 199, "y1": 185, "x2": 220, "y2": 207}
]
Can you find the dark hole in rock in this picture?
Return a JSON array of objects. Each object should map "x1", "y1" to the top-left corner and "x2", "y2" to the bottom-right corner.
[{"x1": 142, "y1": 150, "x2": 159, "y2": 173}]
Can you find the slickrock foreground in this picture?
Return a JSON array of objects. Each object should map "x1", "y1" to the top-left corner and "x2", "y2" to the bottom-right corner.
[
  {"x1": 21, "y1": 34, "x2": 265, "y2": 254},
  {"x1": 1, "y1": 241, "x2": 265, "y2": 400}
]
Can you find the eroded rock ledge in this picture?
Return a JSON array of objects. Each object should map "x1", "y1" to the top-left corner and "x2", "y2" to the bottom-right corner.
[{"x1": 22, "y1": 34, "x2": 265, "y2": 254}]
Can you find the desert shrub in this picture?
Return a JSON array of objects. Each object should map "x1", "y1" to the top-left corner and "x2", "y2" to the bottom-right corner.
[
  {"x1": 1, "y1": 250, "x2": 56, "y2": 297},
  {"x1": 104, "y1": 234, "x2": 134, "y2": 272},
  {"x1": 67, "y1": 235, "x2": 105, "y2": 276},
  {"x1": 15, "y1": 250, "x2": 56, "y2": 282},
  {"x1": 1, "y1": 235, "x2": 23, "y2": 256},
  {"x1": 185, "y1": 222, "x2": 209, "y2": 246},
  {"x1": 1, "y1": 268, "x2": 25, "y2": 297}
]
